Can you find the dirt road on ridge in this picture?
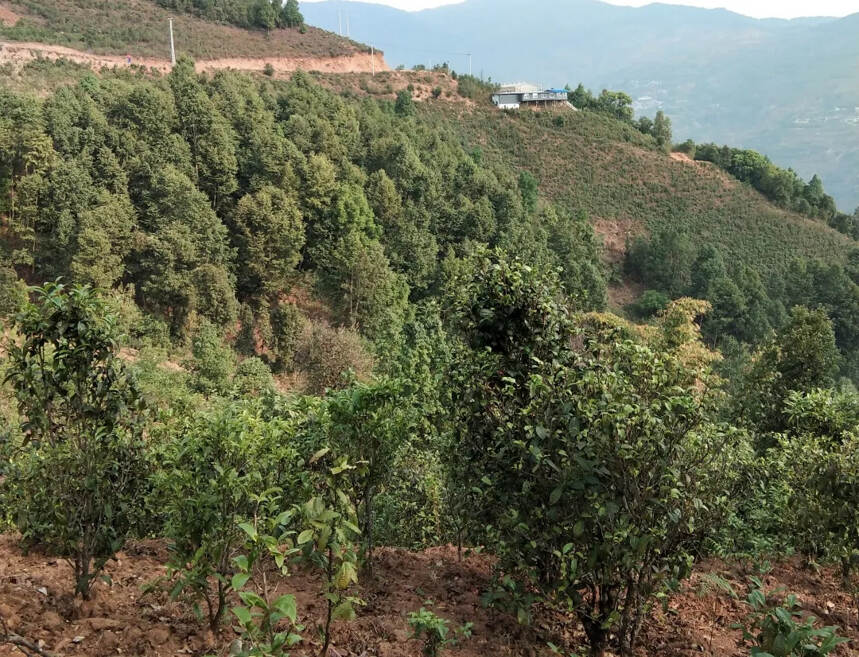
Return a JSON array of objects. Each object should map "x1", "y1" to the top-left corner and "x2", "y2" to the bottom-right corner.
[{"x1": 0, "y1": 40, "x2": 389, "y2": 75}]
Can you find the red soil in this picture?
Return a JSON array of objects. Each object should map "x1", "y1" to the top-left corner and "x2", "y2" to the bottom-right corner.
[
  {"x1": 0, "y1": 41, "x2": 387, "y2": 76},
  {"x1": 1, "y1": 535, "x2": 857, "y2": 657}
]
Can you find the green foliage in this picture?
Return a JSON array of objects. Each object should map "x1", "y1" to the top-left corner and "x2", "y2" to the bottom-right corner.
[
  {"x1": 295, "y1": 322, "x2": 373, "y2": 394},
  {"x1": 395, "y1": 90, "x2": 416, "y2": 117},
  {"x1": 268, "y1": 302, "x2": 305, "y2": 371},
  {"x1": 316, "y1": 230, "x2": 410, "y2": 342},
  {"x1": 407, "y1": 605, "x2": 473, "y2": 657},
  {"x1": 374, "y1": 442, "x2": 445, "y2": 549},
  {"x1": 233, "y1": 357, "x2": 276, "y2": 397},
  {"x1": 229, "y1": 505, "x2": 303, "y2": 657},
  {"x1": 0, "y1": 267, "x2": 27, "y2": 320},
  {"x1": 626, "y1": 227, "x2": 695, "y2": 297},
  {"x1": 738, "y1": 578, "x2": 848, "y2": 656},
  {"x1": 186, "y1": 321, "x2": 236, "y2": 396},
  {"x1": 737, "y1": 307, "x2": 840, "y2": 436},
  {"x1": 627, "y1": 288, "x2": 669, "y2": 319},
  {"x1": 693, "y1": 142, "x2": 838, "y2": 224},
  {"x1": 446, "y1": 252, "x2": 746, "y2": 656},
  {"x1": 2, "y1": 283, "x2": 147, "y2": 599},
  {"x1": 156, "y1": 403, "x2": 307, "y2": 630},
  {"x1": 294, "y1": 449, "x2": 362, "y2": 656},
  {"x1": 455, "y1": 75, "x2": 498, "y2": 101},
  {"x1": 322, "y1": 379, "x2": 410, "y2": 564},
  {"x1": 233, "y1": 186, "x2": 305, "y2": 300},
  {"x1": 518, "y1": 171, "x2": 539, "y2": 214},
  {"x1": 156, "y1": 0, "x2": 303, "y2": 31}
]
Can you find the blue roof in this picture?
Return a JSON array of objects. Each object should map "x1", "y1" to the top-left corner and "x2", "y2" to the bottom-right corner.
[{"x1": 547, "y1": 88, "x2": 567, "y2": 93}]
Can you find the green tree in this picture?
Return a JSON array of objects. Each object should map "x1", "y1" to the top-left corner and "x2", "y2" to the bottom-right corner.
[
  {"x1": 517, "y1": 171, "x2": 538, "y2": 214},
  {"x1": 626, "y1": 228, "x2": 694, "y2": 297},
  {"x1": 324, "y1": 379, "x2": 409, "y2": 567},
  {"x1": 233, "y1": 186, "x2": 305, "y2": 299},
  {"x1": 157, "y1": 404, "x2": 303, "y2": 630},
  {"x1": 281, "y1": 0, "x2": 303, "y2": 27},
  {"x1": 395, "y1": 90, "x2": 416, "y2": 117},
  {"x1": 317, "y1": 230, "x2": 409, "y2": 342},
  {"x1": 596, "y1": 90, "x2": 634, "y2": 122},
  {"x1": 689, "y1": 244, "x2": 727, "y2": 298},
  {"x1": 652, "y1": 110, "x2": 672, "y2": 150},
  {"x1": 168, "y1": 56, "x2": 238, "y2": 209},
  {"x1": 186, "y1": 321, "x2": 236, "y2": 396},
  {"x1": 251, "y1": 0, "x2": 278, "y2": 30},
  {"x1": 3, "y1": 283, "x2": 147, "y2": 599},
  {"x1": 738, "y1": 306, "x2": 840, "y2": 436},
  {"x1": 446, "y1": 253, "x2": 742, "y2": 656},
  {"x1": 0, "y1": 265, "x2": 27, "y2": 319}
]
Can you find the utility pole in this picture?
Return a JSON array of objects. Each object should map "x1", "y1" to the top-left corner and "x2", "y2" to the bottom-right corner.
[
  {"x1": 346, "y1": 14, "x2": 350, "y2": 38},
  {"x1": 169, "y1": 18, "x2": 176, "y2": 66},
  {"x1": 338, "y1": 10, "x2": 342, "y2": 35},
  {"x1": 467, "y1": 53, "x2": 472, "y2": 76}
]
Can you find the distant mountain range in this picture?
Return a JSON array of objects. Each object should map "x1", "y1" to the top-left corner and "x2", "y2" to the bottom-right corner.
[{"x1": 303, "y1": 0, "x2": 859, "y2": 211}]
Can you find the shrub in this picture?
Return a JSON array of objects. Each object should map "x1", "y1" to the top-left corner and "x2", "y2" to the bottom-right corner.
[
  {"x1": 263, "y1": 62, "x2": 275, "y2": 77},
  {"x1": 229, "y1": 503, "x2": 303, "y2": 657},
  {"x1": 185, "y1": 321, "x2": 236, "y2": 396},
  {"x1": 3, "y1": 283, "x2": 147, "y2": 599},
  {"x1": 155, "y1": 404, "x2": 306, "y2": 630},
  {"x1": 738, "y1": 578, "x2": 848, "y2": 656},
  {"x1": 0, "y1": 267, "x2": 27, "y2": 320},
  {"x1": 322, "y1": 379, "x2": 409, "y2": 565},
  {"x1": 628, "y1": 289, "x2": 670, "y2": 318},
  {"x1": 395, "y1": 90, "x2": 415, "y2": 117},
  {"x1": 408, "y1": 605, "x2": 472, "y2": 657},
  {"x1": 269, "y1": 302, "x2": 305, "y2": 371},
  {"x1": 295, "y1": 322, "x2": 373, "y2": 394},
  {"x1": 447, "y1": 253, "x2": 745, "y2": 656},
  {"x1": 233, "y1": 357, "x2": 275, "y2": 397},
  {"x1": 295, "y1": 449, "x2": 362, "y2": 656},
  {"x1": 375, "y1": 442, "x2": 445, "y2": 549}
]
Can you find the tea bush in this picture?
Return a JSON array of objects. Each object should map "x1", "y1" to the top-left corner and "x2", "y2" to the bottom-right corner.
[
  {"x1": 155, "y1": 404, "x2": 309, "y2": 629},
  {"x1": 3, "y1": 283, "x2": 148, "y2": 598}
]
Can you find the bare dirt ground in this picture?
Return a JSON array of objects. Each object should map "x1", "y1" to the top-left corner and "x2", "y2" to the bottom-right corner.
[
  {"x1": 593, "y1": 217, "x2": 641, "y2": 265},
  {"x1": 0, "y1": 41, "x2": 388, "y2": 76},
  {"x1": 2, "y1": 534, "x2": 858, "y2": 657},
  {"x1": 670, "y1": 152, "x2": 695, "y2": 165},
  {"x1": 0, "y1": 5, "x2": 18, "y2": 27}
]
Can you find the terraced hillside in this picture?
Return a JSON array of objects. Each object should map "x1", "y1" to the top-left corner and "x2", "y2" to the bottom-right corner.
[
  {"x1": 421, "y1": 103, "x2": 856, "y2": 281},
  {"x1": 0, "y1": 0, "x2": 368, "y2": 59}
]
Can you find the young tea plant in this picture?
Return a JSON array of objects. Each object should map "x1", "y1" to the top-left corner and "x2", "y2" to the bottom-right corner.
[
  {"x1": 738, "y1": 577, "x2": 849, "y2": 657},
  {"x1": 407, "y1": 604, "x2": 473, "y2": 657},
  {"x1": 295, "y1": 449, "x2": 362, "y2": 657},
  {"x1": 229, "y1": 495, "x2": 303, "y2": 657}
]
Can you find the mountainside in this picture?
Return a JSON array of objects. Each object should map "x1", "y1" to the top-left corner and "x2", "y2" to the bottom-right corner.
[
  {"x1": 0, "y1": 0, "x2": 368, "y2": 59},
  {"x1": 303, "y1": 0, "x2": 859, "y2": 211},
  {"x1": 421, "y1": 102, "x2": 855, "y2": 281},
  {"x1": 5, "y1": 9, "x2": 859, "y2": 657}
]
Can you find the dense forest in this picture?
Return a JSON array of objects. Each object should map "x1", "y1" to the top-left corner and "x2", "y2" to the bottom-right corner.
[
  {"x1": 1, "y1": 53, "x2": 859, "y2": 657},
  {"x1": 157, "y1": 0, "x2": 304, "y2": 30}
]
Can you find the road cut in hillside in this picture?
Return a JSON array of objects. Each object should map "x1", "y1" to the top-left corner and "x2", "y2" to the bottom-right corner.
[{"x1": 0, "y1": 40, "x2": 389, "y2": 76}]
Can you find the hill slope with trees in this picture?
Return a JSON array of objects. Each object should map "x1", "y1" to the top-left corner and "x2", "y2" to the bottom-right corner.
[
  {"x1": 2, "y1": 25, "x2": 859, "y2": 657},
  {"x1": 303, "y1": 0, "x2": 859, "y2": 211},
  {"x1": 0, "y1": 0, "x2": 366, "y2": 59}
]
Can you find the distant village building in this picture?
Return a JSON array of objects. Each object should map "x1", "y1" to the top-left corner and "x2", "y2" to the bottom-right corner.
[{"x1": 492, "y1": 83, "x2": 571, "y2": 110}]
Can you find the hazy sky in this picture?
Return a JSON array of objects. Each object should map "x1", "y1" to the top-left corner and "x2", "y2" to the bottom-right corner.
[{"x1": 303, "y1": 0, "x2": 859, "y2": 19}]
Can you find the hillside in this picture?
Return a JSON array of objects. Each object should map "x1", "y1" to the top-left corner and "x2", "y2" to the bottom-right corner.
[
  {"x1": 0, "y1": 0, "x2": 369, "y2": 59},
  {"x1": 4, "y1": 12, "x2": 859, "y2": 657},
  {"x1": 417, "y1": 100, "x2": 855, "y2": 289},
  {"x1": 302, "y1": 0, "x2": 859, "y2": 212}
]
